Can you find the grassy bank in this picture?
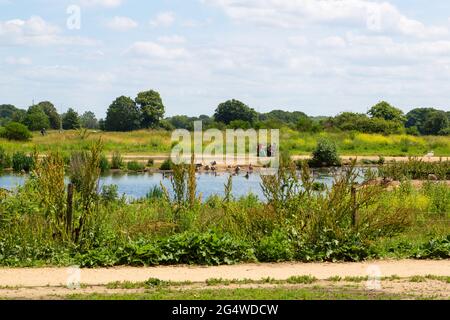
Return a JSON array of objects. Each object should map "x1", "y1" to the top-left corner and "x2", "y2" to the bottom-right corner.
[
  {"x1": 0, "y1": 142, "x2": 448, "y2": 267},
  {"x1": 0, "y1": 129, "x2": 449, "y2": 156}
]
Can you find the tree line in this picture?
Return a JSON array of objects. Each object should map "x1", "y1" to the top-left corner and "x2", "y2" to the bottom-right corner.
[{"x1": 0, "y1": 89, "x2": 449, "y2": 137}]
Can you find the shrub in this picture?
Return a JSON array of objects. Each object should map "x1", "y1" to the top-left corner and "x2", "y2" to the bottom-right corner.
[
  {"x1": 99, "y1": 155, "x2": 110, "y2": 173},
  {"x1": 1, "y1": 122, "x2": 32, "y2": 141},
  {"x1": 147, "y1": 186, "x2": 164, "y2": 200},
  {"x1": 12, "y1": 152, "x2": 35, "y2": 172},
  {"x1": 111, "y1": 151, "x2": 123, "y2": 169},
  {"x1": 101, "y1": 185, "x2": 119, "y2": 203},
  {"x1": 309, "y1": 139, "x2": 341, "y2": 167},
  {"x1": 147, "y1": 159, "x2": 155, "y2": 167},
  {"x1": 159, "y1": 158, "x2": 173, "y2": 171},
  {"x1": 0, "y1": 147, "x2": 12, "y2": 171},
  {"x1": 414, "y1": 235, "x2": 450, "y2": 259},
  {"x1": 127, "y1": 161, "x2": 145, "y2": 172},
  {"x1": 123, "y1": 231, "x2": 256, "y2": 266},
  {"x1": 256, "y1": 230, "x2": 295, "y2": 262}
]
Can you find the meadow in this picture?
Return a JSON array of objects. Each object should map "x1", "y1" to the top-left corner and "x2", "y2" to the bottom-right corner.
[{"x1": 0, "y1": 129, "x2": 449, "y2": 157}]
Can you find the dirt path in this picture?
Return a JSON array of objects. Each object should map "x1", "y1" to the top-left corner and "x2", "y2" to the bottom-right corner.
[{"x1": 1, "y1": 260, "x2": 448, "y2": 288}]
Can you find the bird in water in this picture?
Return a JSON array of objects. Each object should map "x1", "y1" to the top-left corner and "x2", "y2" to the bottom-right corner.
[{"x1": 245, "y1": 172, "x2": 250, "y2": 179}]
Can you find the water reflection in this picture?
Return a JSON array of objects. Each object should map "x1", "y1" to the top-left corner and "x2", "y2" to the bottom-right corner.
[{"x1": 0, "y1": 168, "x2": 368, "y2": 200}]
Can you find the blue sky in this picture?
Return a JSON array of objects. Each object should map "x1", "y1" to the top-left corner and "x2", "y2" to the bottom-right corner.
[{"x1": 1, "y1": 0, "x2": 450, "y2": 118}]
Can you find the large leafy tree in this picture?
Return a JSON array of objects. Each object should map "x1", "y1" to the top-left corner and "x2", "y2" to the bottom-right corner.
[
  {"x1": 214, "y1": 99, "x2": 257, "y2": 125},
  {"x1": 422, "y1": 111, "x2": 449, "y2": 135},
  {"x1": 259, "y1": 110, "x2": 308, "y2": 125},
  {"x1": 105, "y1": 96, "x2": 141, "y2": 132},
  {"x1": 406, "y1": 108, "x2": 449, "y2": 135},
  {"x1": 0, "y1": 104, "x2": 18, "y2": 119},
  {"x1": 0, "y1": 104, "x2": 20, "y2": 126},
  {"x1": 80, "y1": 111, "x2": 99, "y2": 129},
  {"x1": 37, "y1": 101, "x2": 61, "y2": 129},
  {"x1": 62, "y1": 108, "x2": 81, "y2": 130},
  {"x1": 24, "y1": 105, "x2": 50, "y2": 131},
  {"x1": 368, "y1": 101, "x2": 406, "y2": 123},
  {"x1": 135, "y1": 90, "x2": 165, "y2": 128}
]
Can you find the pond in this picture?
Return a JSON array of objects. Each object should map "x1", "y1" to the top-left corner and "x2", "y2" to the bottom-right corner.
[{"x1": 0, "y1": 169, "x2": 367, "y2": 200}]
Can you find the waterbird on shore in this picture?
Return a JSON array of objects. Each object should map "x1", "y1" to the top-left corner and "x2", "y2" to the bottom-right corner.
[{"x1": 425, "y1": 151, "x2": 434, "y2": 158}]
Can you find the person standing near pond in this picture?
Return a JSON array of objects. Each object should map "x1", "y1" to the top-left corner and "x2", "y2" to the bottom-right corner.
[{"x1": 267, "y1": 144, "x2": 272, "y2": 157}]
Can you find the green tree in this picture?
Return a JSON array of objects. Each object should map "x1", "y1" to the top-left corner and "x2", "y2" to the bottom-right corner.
[
  {"x1": 422, "y1": 111, "x2": 449, "y2": 135},
  {"x1": 105, "y1": 96, "x2": 141, "y2": 132},
  {"x1": 406, "y1": 108, "x2": 449, "y2": 135},
  {"x1": 0, "y1": 104, "x2": 18, "y2": 119},
  {"x1": 260, "y1": 110, "x2": 308, "y2": 125},
  {"x1": 214, "y1": 99, "x2": 257, "y2": 125},
  {"x1": 62, "y1": 108, "x2": 81, "y2": 130},
  {"x1": 135, "y1": 90, "x2": 165, "y2": 128},
  {"x1": 80, "y1": 111, "x2": 99, "y2": 129},
  {"x1": 37, "y1": 101, "x2": 61, "y2": 129},
  {"x1": 368, "y1": 101, "x2": 406, "y2": 123},
  {"x1": 24, "y1": 105, "x2": 50, "y2": 131},
  {"x1": 11, "y1": 109, "x2": 27, "y2": 124}
]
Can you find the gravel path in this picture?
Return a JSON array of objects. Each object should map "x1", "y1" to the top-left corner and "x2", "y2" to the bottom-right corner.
[{"x1": 1, "y1": 260, "x2": 448, "y2": 288}]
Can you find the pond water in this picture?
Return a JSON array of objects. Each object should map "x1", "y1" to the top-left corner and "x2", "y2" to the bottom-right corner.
[{"x1": 0, "y1": 169, "x2": 367, "y2": 200}]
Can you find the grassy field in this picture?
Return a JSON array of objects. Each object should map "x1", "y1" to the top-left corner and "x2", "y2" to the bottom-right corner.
[
  {"x1": 65, "y1": 275, "x2": 450, "y2": 300},
  {"x1": 68, "y1": 287, "x2": 410, "y2": 300},
  {"x1": 0, "y1": 129, "x2": 449, "y2": 156}
]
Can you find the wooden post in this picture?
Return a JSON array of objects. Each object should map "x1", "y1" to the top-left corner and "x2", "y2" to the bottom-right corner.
[
  {"x1": 66, "y1": 183, "x2": 74, "y2": 236},
  {"x1": 351, "y1": 185, "x2": 357, "y2": 227}
]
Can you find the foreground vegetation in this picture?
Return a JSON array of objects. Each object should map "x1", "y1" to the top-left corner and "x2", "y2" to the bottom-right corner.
[
  {"x1": 0, "y1": 141, "x2": 448, "y2": 267},
  {"x1": 0, "y1": 129, "x2": 449, "y2": 157}
]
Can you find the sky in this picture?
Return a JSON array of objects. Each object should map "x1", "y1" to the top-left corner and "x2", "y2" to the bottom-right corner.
[{"x1": 1, "y1": 0, "x2": 450, "y2": 118}]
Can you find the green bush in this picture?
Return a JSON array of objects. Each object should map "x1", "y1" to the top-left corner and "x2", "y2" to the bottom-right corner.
[
  {"x1": 12, "y1": 152, "x2": 35, "y2": 172},
  {"x1": 122, "y1": 231, "x2": 256, "y2": 266},
  {"x1": 159, "y1": 158, "x2": 173, "y2": 171},
  {"x1": 101, "y1": 184, "x2": 119, "y2": 203},
  {"x1": 414, "y1": 235, "x2": 450, "y2": 259},
  {"x1": 99, "y1": 155, "x2": 111, "y2": 173},
  {"x1": 0, "y1": 122, "x2": 32, "y2": 141},
  {"x1": 256, "y1": 230, "x2": 295, "y2": 262},
  {"x1": 309, "y1": 139, "x2": 341, "y2": 167},
  {"x1": 0, "y1": 147, "x2": 12, "y2": 171},
  {"x1": 127, "y1": 161, "x2": 145, "y2": 172},
  {"x1": 111, "y1": 151, "x2": 123, "y2": 170}
]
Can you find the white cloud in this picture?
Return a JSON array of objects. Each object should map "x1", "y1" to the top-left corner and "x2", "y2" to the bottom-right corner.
[
  {"x1": 317, "y1": 36, "x2": 347, "y2": 48},
  {"x1": 150, "y1": 12, "x2": 175, "y2": 28},
  {"x1": 80, "y1": 0, "x2": 123, "y2": 8},
  {"x1": 203, "y1": 0, "x2": 448, "y2": 38},
  {"x1": 157, "y1": 35, "x2": 186, "y2": 44},
  {"x1": 0, "y1": 16, "x2": 97, "y2": 46},
  {"x1": 105, "y1": 16, "x2": 138, "y2": 31},
  {"x1": 5, "y1": 56, "x2": 32, "y2": 65},
  {"x1": 127, "y1": 41, "x2": 187, "y2": 59},
  {"x1": 288, "y1": 36, "x2": 308, "y2": 46}
]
